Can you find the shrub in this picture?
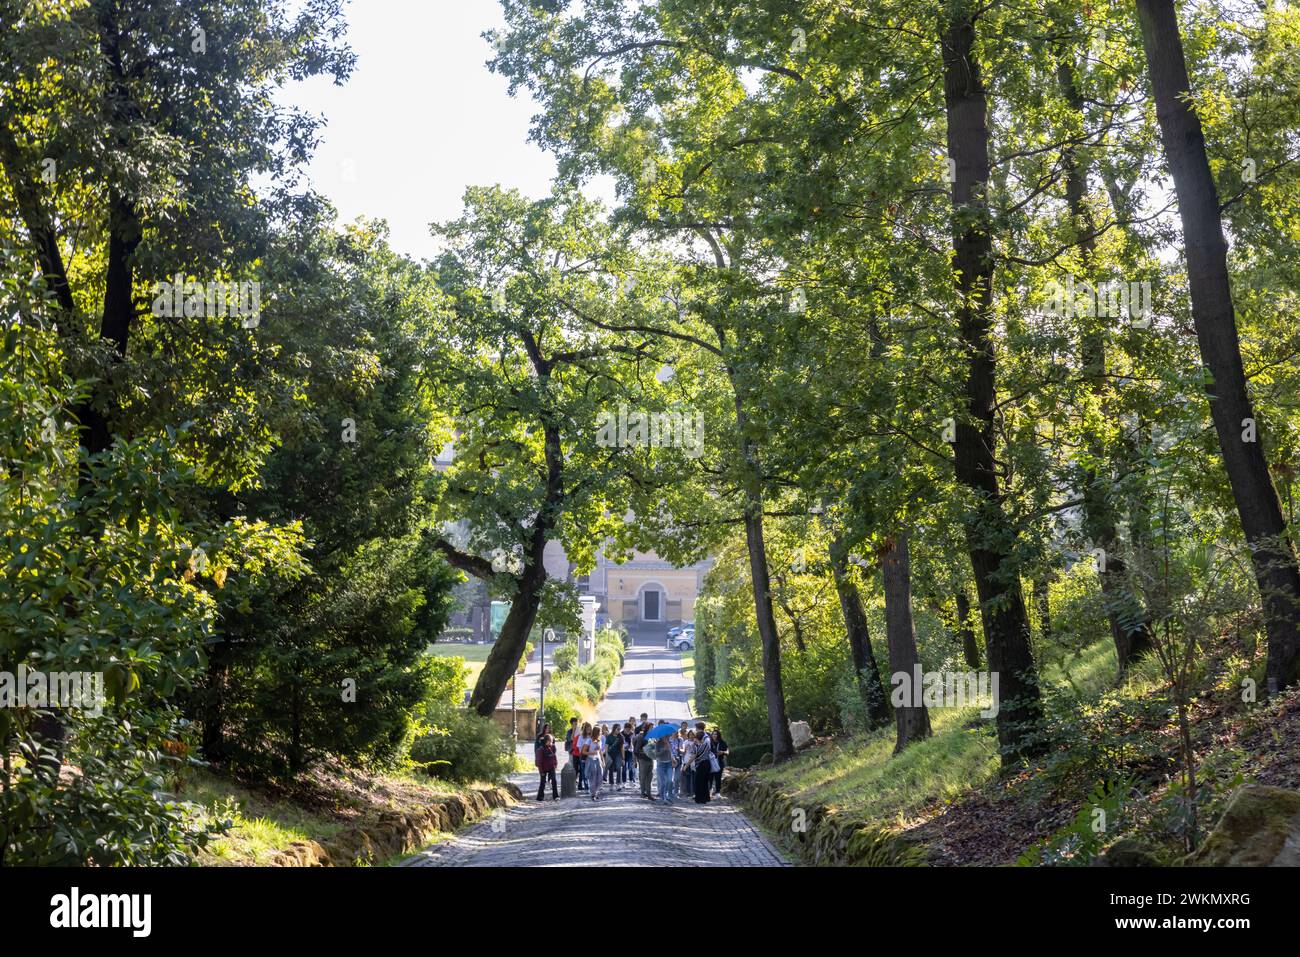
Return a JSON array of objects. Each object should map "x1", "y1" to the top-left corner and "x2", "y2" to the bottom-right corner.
[
  {"x1": 710, "y1": 681, "x2": 770, "y2": 752},
  {"x1": 410, "y1": 703, "x2": 515, "y2": 783},
  {"x1": 595, "y1": 628, "x2": 626, "y2": 663},
  {"x1": 779, "y1": 635, "x2": 851, "y2": 734},
  {"x1": 726, "y1": 741, "x2": 771, "y2": 769},
  {"x1": 552, "y1": 639, "x2": 578, "y2": 673},
  {"x1": 572, "y1": 658, "x2": 617, "y2": 700},
  {"x1": 426, "y1": 655, "x2": 469, "y2": 707},
  {"x1": 553, "y1": 671, "x2": 600, "y2": 705},
  {"x1": 539, "y1": 687, "x2": 585, "y2": 740},
  {"x1": 535, "y1": 629, "x2": 628, "y2": 730}
]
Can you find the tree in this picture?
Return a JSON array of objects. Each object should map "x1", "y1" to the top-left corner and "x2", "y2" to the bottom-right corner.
[
  {"x1": 427, "y1": 186, "x2": 667, "y2": 716},
  {"x1": 0, "y1": 0, "x2": 354, "y2": 471},
  {"x1": 828, "y1": 536, "x2": 891, "y2": 728},
  {"x1": 881, "y1": 533, "x2": 932, "y2": 752},
  {"x1": 191, "y1": 221, "x2": 459, "y2": 778},
  {"x1": 940, "y1": 3, "x2": 1044, "y2": 759},
  {"x1": 1134, "y1": 0, "x2": 1300, "y2": 694}
]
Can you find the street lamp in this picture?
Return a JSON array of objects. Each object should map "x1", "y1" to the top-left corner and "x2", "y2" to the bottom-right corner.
[{"x1": 539, "y1": 627, "x2": 555, "y2": 737}]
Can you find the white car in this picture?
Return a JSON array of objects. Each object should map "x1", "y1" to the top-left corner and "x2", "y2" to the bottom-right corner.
[{"x1": 666, "y1": 629, "x2": 695, "y2": 651}]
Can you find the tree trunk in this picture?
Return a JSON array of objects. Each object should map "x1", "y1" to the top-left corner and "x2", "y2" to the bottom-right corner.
[
  {"x1": 729, "y1": 384, "x2": 795, "y2": 761},
  {"x1": 881, "y1": 533, "x2": 930, "y2": 752},
  {"x1": 1057, "y1": 55, "x2": 1154, "y2": 675},
  {"x1": 1136, "y1": 0, "x2": 1300, "y2": 693},
  {"x1": 829, "y1": 538, "x2": 891, "y2": 728},
  {"x1": 744, "y1": 504, "x2": 795, "y2": 761},
  {"x1": 956, "y1": 589, "x2": 980, "y2": 668},
  {"x1": 470, "y1": 567, "x2": 546, "y2": 717},
  {"x1": 941, "y1": 7, "x2": 1043, "y2": 760},
  {"x1": 201, "y1": 641, "x2": 231, "y2": 762},
  {"x1": 81, "y1": 9, "x2": 142, "y2": 456},
  {"x1": 0, "y1": 122, "x2": 76, "y2": 317}
]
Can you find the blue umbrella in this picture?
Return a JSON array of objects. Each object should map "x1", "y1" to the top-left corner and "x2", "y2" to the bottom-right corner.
[{"x1": 646, "y1": 724, "x2": 677, "y2": 740}]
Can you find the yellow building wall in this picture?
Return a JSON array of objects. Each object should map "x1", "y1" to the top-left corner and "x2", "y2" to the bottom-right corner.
[{"x1": 605, "y1": 567, "x2": 697, "y2": 624}]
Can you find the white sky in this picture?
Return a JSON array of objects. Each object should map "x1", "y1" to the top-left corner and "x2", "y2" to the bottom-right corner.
[{"x1": 279, "y1": 0, "x2": 609, "y2": 261}]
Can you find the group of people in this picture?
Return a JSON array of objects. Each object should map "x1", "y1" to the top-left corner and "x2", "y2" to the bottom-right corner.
[{"x1": 533, "y1": 713, "x2": 729, "y2": 806}]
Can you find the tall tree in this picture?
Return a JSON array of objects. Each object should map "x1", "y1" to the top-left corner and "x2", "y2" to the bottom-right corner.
[
  {"x1": 428, "y1": 187, "x2": 666, "y2": 716},
  {"x1": 1135, "y1": 0, "x2": 1300, "y2": 693},
  {"x1": 829, "y1": 536, "x2": 891, "y2": 728},
  {"x1": 881, "y1": 533, "x2": 932, "y2": 752},
  {"x1": 941, "y1": 3, "x2": 1043, "y2": 757}
]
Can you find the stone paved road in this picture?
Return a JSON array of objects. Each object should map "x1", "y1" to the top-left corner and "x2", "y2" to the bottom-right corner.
[
  {"x1": 401, "y1": 775, "x2": 788, "y2": 867},
  {"x1": 597, "y1": 640, "x2": 694, "y2": 725},
  {"x1": 405, "y1": 623, "x2": 785, "y2": 866}
]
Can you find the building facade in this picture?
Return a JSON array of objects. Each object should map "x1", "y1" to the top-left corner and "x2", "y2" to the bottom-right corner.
[
  {"x1": 584, "y1": 548, "x2": 709, "y2": 629},
  {"x1": 436, "y1": 438, "x2": 708, "y2": 634}
]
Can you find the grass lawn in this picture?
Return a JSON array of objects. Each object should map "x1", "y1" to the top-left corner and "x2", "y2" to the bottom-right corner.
[
  {"x1": 427, "y1": 640, "x2": 494, "y2": 686},
  {"x1": 679, "y1": 649, "x2": 696, "y2": 713},
  {"x1": 184, "y1": 769, "x2": 348, "y2": 865},
  {"x1": 756, "y1": 637, "x2": 1142, "y2": 829},
  {"x1": 183, "y1": 766, "x2": 497, "y2": 866}
]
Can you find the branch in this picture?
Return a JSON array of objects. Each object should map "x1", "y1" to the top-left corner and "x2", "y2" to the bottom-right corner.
[{"x1": 430, "y1": 537, "x2": 498, "y2": 581}]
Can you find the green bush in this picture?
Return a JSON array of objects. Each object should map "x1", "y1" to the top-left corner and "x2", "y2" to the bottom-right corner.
[
  {"x1": 426, "y1": 655, "x2": 469, "y2": 707},
  {"x1": 595, "y1": 628, "x2": 626, "y2": 663},
  {"x1": 410, "y1": 703, "x2": 515, "y2": 783},
  {"x1": 778, "y1": 635, "x2": 851, "y2": 734},
  {"x1": 552, "y1": 671, "x2": 600, "y2": 704},
  {"x1": 535, "y1": 629, "x2": 629, "y2": 731},
  {"x1": 710, "y1": 681, "x2": 771, "y2": 752},
  {"x1": 571, "y1": 659, "x2": 617, "y2": 699},
  {"x1": 553, "y1": 639, "x2": 578, "y2": 673},
  {"x1": 438, "y1": 627, "x2": 474, "y2": 642},
  {"x1": 539, "y1": 687, "x2": 584, "y2": 740},
  {"x1": 726, "y1": 741, "x2": 771, "y2": 769}
]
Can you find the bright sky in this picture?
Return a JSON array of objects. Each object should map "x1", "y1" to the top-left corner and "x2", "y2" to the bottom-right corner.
[{"x1": 280, "y1": 0, "x2": 605, "y2": 262}]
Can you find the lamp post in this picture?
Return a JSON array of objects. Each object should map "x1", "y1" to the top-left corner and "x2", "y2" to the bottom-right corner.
[{"x1": 539, "y1": 627, "x2": 555, "y2": 738}]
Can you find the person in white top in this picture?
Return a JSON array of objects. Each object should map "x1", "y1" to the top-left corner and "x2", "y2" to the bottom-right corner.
[{"x1": 581, "y1": 723, "x2": 605, "y2": 801}]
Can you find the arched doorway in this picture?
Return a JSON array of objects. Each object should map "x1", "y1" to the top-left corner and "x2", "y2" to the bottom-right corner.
[{"x1": 637, "y1": 581, "x2": 666, "y2": 623}]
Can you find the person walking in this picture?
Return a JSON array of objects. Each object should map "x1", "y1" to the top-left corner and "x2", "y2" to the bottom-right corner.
[
  {"x1": 692, "y1": 722, "x2": 714, "y2": 804},
  {"x1": 634, "y1": 722, "x2": 653, "y2": 799},
  {"x1": 566, "y1": 717, "x2": 587, "y2": 792},
  {"x1": 711, "y1": 727, "x2": 728, "y2": 795},
  {"x1": 621, "y1": 722, "x2": 635, "y2": 786},
  {"x1": 669, "y1": 728, "x2": 685, "y2": 802},
  {"x1": 582, "y1": 723, "x2": 605, "y2": 801},
  {"x1": 535, "y1": 732, "x2": 559, "y2": 801},
  {"x1": 681, "y1": 730, "x2": 697, "y2": 798},
  {"x1": 652, "y1": 722, "x2": 675, "y2": 805},
  {"x1": 606, "y1": 723, "x2": 623, "y2": 790}
]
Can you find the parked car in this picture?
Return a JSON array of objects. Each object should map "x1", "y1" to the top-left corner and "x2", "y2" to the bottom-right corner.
[
  {"x1": 666, "y1": 628, "x2": 695, "y2": 651},
  {"x1": 666, "y1": 621, "x2": 694, "y2": 640}
]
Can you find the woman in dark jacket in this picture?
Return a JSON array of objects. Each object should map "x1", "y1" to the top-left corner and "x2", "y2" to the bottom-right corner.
[
  {"x1": 711, "y1": 728, "x2": 728, "y2": 795},
  {"x1": 692, "y1": 722, "x2": 714, "y2": 804},
  {"x1": 535, "y1": 733, "x2": 559, "y2": 801}
]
